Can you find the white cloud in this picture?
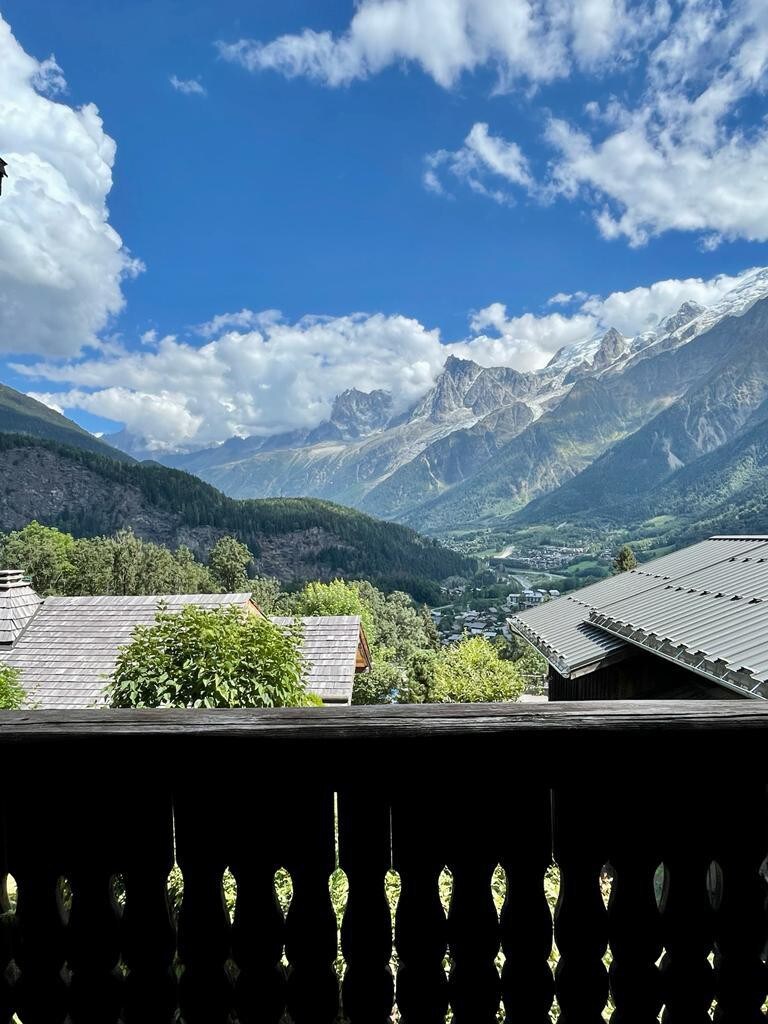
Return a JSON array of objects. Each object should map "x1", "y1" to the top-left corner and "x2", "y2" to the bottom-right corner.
[
  {"x1": 0, "y1": 15, "x2": 141, "y2": 357},
  {"x1": 547, "y1": 291, "x2": 588, "y2": 306},
  {"x1": 194, "y1": 308, "x2": 280, "y2": 338},
  {"x1": 422, "y1": 1, "x2": 768, "y2": 245},
  {"x1": 170, "y1": 75, "x2": 207, "y2": 96},
  {"x1": 425, "y1": 123, "x2": 532, "y2": 204},
  {"x1": 17, "y1": 267, "x2": 759, "y2": 449},
  {"x1": 218, "y1": 0, "x2": 668, "y2": 90}
]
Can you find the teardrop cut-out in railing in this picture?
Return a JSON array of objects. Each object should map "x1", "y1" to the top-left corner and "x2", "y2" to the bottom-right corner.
[
  {"x1": 274, "y1": 867, "x2": 293, "y2": 918},
  {"x1": 706, "y1": 860, "x2": 723, "y2": 912},
  {"x1": 110, "y1": 872, "x2": 126, "y2": 913},
  {"x1": 56, "y1": 876, "x2": 73, "y2": 922},
  {"x1": 167, "y1": 863, "x2": 184, "y2": 921},
  {"x1": 653, "y1": 862, "x2": 668, "y2": 912},
  {"x1": 600, "y1": 862, "x2": 614, "y2": 910},
  {"x1": 330, "y1": 868, "x2": 349, "y2": 986},
  {"x1": 329, "y1": 867, "x2": 349, "y2": 929},
  {"x1": 1, "y1": 872, "x2": 17, "y2": 914},
  {"x1": 385, "y1": 868, "x2": 401, "y2": 926},
  {"x1": 491, "y1": 864, "x2": 507, "y2": 918},
  {"x1": 438, "y1": 867, "x2": 454, "y2": 916},
  {"x1": 223, "y1": 867, "x2": 238, "y2": 924}
]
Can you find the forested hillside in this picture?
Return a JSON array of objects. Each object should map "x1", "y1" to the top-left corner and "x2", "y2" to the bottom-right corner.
[
  {"x1": 0, "y1": 434, "x2": 472, "y2": 599},
  {"x1": 0, "y1": 383, "x2": 133, "y2": 461}
]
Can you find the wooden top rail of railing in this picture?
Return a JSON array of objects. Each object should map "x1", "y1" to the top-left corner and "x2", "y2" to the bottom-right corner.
[{"x1": 1, "y1": 702, "x2": 767, "y2": 1022}]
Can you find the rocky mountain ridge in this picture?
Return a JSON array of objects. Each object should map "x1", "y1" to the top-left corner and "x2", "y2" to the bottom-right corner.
[{"x1": 105, "y1": 267, "x2": 768, "y2": 537}]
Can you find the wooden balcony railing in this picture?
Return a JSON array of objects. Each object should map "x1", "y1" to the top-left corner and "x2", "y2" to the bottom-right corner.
[{"x1": 0, "y1": 702, "x2": 767, "y2": 1023}]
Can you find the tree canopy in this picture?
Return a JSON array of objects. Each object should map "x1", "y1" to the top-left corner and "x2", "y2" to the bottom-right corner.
[
  {"x1": 612, "y1": 544, "x2": 638, "y2": 574},
  {"x1": 108, "y1": 604, "x2": 313, "y2": 709},
  {"x1": 428, "y1": 637, "x2": 525, "y2": 703}
]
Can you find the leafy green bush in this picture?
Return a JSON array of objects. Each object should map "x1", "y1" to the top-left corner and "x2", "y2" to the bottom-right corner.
[
  {"x1": 428, "y1": 636, "x2": 524, "y2": 703},
  {"x1": 0, "y1": 664, "x2": 25, "y2": 709},
  {"x1": 108, "y1": 604, "x2": 312, "y2": 708}
]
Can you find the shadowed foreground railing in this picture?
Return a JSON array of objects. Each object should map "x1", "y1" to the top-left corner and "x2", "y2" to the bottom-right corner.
[{"x1": 0, "y1": 702, "x2": 767, "y2": 1023}]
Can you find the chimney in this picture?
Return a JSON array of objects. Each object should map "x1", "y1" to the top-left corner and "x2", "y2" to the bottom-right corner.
[
  {"x1": 0, "y1": 569, "x2": 42, "y2": 646},
  {"x1": 0, "y1": 569, "x2": 28, "y2": 591}
]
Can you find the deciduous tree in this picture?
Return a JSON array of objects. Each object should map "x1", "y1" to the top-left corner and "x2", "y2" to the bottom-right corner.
[{"x1": 108, "y1": 604, "x2": 313, "y2": 708}]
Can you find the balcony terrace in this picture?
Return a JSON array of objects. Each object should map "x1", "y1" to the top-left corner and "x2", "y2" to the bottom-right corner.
[{"x1": 0, "y1": 701, "x2": 767, "y2": 1022}]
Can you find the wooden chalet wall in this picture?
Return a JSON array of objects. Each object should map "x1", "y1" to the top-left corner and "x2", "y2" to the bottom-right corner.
[{"x1": 547, "y1": 652, "x2": 753, "y2": 702}]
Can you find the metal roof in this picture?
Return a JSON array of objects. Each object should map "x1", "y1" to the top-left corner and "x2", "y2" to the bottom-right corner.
[
  {"x1": 509, "y1": 536, "x2": 768, "y2": 697},
  {"x1": 1, "y1": 594, "x2": 366, "y2": 708}
]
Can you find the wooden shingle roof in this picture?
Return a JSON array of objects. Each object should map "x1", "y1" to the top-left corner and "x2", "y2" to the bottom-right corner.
[
  {"x1": 271, "y1": 615, "x2": 369, "y2": 704},
  {"x1": 1, "y1": 594, "x2": 368, "y2": 708}
]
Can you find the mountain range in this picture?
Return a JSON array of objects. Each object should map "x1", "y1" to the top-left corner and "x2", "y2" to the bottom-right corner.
[{"x1": 106, "y1": 267, "x2": 768, "y2": 550}]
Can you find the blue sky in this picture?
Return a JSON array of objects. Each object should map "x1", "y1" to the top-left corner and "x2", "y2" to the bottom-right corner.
[{"x1": 1, "y1": 0, "x2": 768, "y2": 447}]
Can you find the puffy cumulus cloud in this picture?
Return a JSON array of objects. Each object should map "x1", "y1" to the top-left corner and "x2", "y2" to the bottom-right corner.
[
  {"x1": 426, "y1": 2, "x2": 768, "y2": 246},
  {"x1": 18, "y1": 266, "x2": 758, "y2": 450},
  {"x1": 218, "y1": 0, "x2": 668, "y2": 90},
  {"x1": 579, "y1": 269, "x2": 754, "y2": 335},
  {"x1": 452, "y1": 304, "x2": 597, "y2": 370},
  {"x1": 18, "y1": 313, "x2": 446, "y2": 449},
  {"x1": 425, "y1": 123, "x2": 531, "y2": 204},
  {"x1": 0, "y1": 15, "x2": 141, "y2": 357},
  {"x1": 194, "y1": 308, "x2": 281, "y2": 338}
]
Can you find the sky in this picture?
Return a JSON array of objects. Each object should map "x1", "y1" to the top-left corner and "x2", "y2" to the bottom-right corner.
[{"x1": 1, "y1": 0, "x2": 768, "y2": 449}]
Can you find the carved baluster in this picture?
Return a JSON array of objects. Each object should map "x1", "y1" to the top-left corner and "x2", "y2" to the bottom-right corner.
[
  {"x1": 66, "y1": 772, "x2": 124, "y2": 1024},
  {"x1": 392, "y1": 790, "x2": 449, "y2": 1024},
  {"x1": 445, "y1": 788, "x2": 500, "y2": 1023},
  {"x1": 500, "y1": 787, "x2": 554, "y2": 1024},
  {"x1": 175, "y1": 774, "x2": 234, "y2": 1024},
  {"x1": 67, "y1": 867, "x2": 123, "y2": 1022},
  {"x1": 6, "y1": 775, "x2": 69, "y2": 1024},
  {"x1": 283, "y1": 785, "x2": 339, "y2": 1024},
  {"x1": 230, "y1": 791, "x2": 287, "y2": 1024},
  {"x1": 658, "y1": 785, "x2": 714, "y2": 1024},
  {"x1": 606, "y1": 789, "x2": 663, "y2": 1024},
  {"x1": 121, "y1": 782, "x2": 177, "y2": 1023},
  {"x1": 553, "y1": 787, "x2": 609, "y2": 1024},
  {"x1": 338, "y1": 787, "x2": 394, "y2": 1023},
  {"x1": 711, "y1": 783, "x2": 768, "y2": 1022}
]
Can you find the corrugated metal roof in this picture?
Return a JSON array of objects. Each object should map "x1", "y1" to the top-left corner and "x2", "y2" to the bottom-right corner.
[
  {"x1": 508, "y1": 536, "x2": 768, "y2": 697},
  {"x1": 589, "y1": 539, "x2": 768, "y2": 698},
  {"x1": 1, "y1": 595, "x2": 364, "y2": 708}
]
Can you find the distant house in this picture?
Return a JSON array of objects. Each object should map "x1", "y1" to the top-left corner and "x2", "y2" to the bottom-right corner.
[
  {"x1": 0, "y1": 571, "x2": 371, "y2": 707},
  {"x1": 508, "y1": 536, "x2": 768, "y2": 701}
]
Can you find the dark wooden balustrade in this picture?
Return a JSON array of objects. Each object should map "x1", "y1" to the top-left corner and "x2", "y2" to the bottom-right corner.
[{"x1": 0, "y1": 701, "x2": 767, "y2": 1022}]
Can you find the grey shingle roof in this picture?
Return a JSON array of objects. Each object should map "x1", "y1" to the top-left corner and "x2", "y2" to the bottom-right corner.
[
  {"x1": 1, "y1": 594, "x2": 367, "y2": 708},
  {"x1": 3, "y1": 594, "x2": 253, "y2": 709},
  {"x1": 271, "y1": 616, "x2": 367, "y2": 704},
  {"x1": 509, "y1": 536, "x2": 768, "y2": 697}
]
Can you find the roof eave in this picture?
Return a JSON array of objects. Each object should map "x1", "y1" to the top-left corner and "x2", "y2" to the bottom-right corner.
[{"x1": 590, "y1": 616, "x2": 767, "y2": 700}]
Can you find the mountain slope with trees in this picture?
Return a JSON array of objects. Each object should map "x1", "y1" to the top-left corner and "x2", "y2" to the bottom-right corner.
[
  {"x1": 0, "y1": 383, "x2": 133, "y2": 461},
  {"x1": 0, "y1": 433, "x2": 472, "y2": 598}
]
